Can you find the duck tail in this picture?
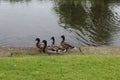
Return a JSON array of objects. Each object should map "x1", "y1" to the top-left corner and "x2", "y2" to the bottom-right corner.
[{"x1": 71, "y1": 46, "x2": 74, "y2": 48}]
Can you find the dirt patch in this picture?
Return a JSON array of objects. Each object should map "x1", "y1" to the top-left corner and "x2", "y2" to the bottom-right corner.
[
  {"x1": 0, "y1": 47, "x2": 39, "y2": 57},
  {"x1": 0, "y1": 46, "x2": 120, "y2": 57},
  {"x1": 81, "y1": 46, "x2": 120, "y2": 55}
]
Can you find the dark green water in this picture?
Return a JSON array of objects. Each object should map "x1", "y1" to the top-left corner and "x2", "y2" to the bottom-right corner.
[{"x1": 0, "y1": 0, "x2": 120, "y2": 47}]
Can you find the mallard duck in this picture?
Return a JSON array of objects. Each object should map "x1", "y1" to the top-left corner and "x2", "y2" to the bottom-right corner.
[
  {"x1": 50, "y1": 36, "x2": 64, "y2": 52},
  {"x1": 35, "y1": 38, "x2": 43, "y2": 52},
  {"x1": 51, "y1": 36, "x2": 55, "y2": 47},
  {"x1": 61, "y1": 35, "x2": 74, "y2": 52},
  {"x1": 42, "y1": 40, "x2": 60, "y2": 54},
  {"x1": 46, "y1": 37, "x2": 58, "y2": 52},
  {"x1": 42, "y1": 40, "x2": 47, "y2": 53},
  {"x1": 35, "y1": 38, "x2": 41, "y2": 48}
]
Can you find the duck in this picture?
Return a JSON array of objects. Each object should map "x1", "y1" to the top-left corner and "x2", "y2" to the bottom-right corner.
[
  {"x1": 42, "y1": 40, "x2": 47, "y2": 53},
  {"x1": 50, "y1": 36, "x2": 65, "y2": 52},
  {"x1": 61, "y1": 35, "x2": 74, "y2": 52},
  {"x1": 51, "y1": 36, "x2": 55, "y2": 47},
  {"x1": 42, "y1": 40, "x2": 60, "y2": 54},
  {"x1": 61, "y1": 35, "x2": 82, "y2": 53},
  {"x1": 35, "y1": 38, "x2": 43, "y2": 52},
  {"x1": 46, "y1": 37, "x2": 58, "y2": 52}
]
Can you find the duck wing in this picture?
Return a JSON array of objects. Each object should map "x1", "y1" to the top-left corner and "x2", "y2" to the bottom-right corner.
[{"x1": 63, "y1": 42, "x2": 74, "y2": 49}]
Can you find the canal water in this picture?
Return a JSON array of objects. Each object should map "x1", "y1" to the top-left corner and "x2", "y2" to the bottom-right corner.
[{"x1": 0, "y1": 0, "x2": 120, "y2": 47}]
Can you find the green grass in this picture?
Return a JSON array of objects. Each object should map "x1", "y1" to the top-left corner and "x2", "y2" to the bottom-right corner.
[{"x1": 0, "y1": 54, "x2": 120, "y2": 80}]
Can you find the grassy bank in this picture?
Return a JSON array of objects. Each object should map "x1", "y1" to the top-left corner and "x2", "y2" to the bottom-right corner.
[{"x1": 0, "y1": 55, "x2": 120, "y2": 80}]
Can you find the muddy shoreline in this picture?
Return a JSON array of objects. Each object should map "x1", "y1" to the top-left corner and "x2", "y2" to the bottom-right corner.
[
  {"x1": 0, "y1": 46, "x2": 120, "y2": 57},
  {"x1": 0, "y1": 47, "x2": 39, "y2": 57}
]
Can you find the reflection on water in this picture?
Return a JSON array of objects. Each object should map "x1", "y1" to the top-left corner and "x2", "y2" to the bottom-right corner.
[
  {"x1": 54, "y1": 0, "x2": 120, "y2": 46},
  {"x1": 0, "y1": 0, "x2": 120, "y2": 47}
]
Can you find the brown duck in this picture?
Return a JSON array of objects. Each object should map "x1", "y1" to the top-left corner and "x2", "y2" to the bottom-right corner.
[
  {"x1": 35, "y1": 38, "x2": 43, "y2": 52},
  {"x1": 50, "y1": 36, "x2": 64, "y2": 52},
  {"x1": 61, "y1": 35, "x2": 74, "y2": 52},
  {"x1": 42, "y1": 40, "x2": 59, "y2": 54}
]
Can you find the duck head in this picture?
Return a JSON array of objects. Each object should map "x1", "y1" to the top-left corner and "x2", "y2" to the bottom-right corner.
[
  {"x1": 51, "y1": 37, "x2": 55, "y2": 41},
  {"x1": 42, "y1": 40, "x2": 47, "y2": 46},
  {"x1": 35, "y1": 38, "x2": 41, "y2": 48},
  {"x1": 35, "y1": 38, "x2": 40, "y2": 42},
  {"x1": 51, "y1": 36, "x2": 55, "y2": 44},
  {"x1": 61, "y1": 35, "x2": 65, "y2": 41}
]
